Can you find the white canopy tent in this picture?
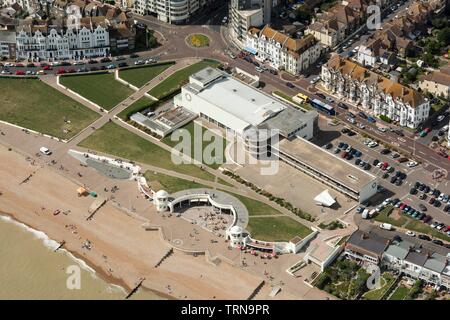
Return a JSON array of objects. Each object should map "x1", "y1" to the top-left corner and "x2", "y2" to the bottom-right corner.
[{"x1": 314, "y1": 190, "x2": 336, "y2": 207}]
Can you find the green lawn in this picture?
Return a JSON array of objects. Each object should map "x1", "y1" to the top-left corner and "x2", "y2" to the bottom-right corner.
[
  {"x1": 148, "y1": 59, "x2": 220, "y2": 99},
  {"x1": 229, "y1": 193, "x2": 283, "y2": 216},
  {"x1": 272, "y1": 90, "x2": 312, "y2": 111},
  {"x1": 362, "y1": 273, "x2": 396, "y2": 300},
  {"x1": 143, "y1": 170, "x2": 208, "y2": 194},
  {"x1": 60, "y1": 73, "x2": 134, "y2": 110},
  {"x1": 374, "y1": 206, "x2": 407, "y2": 227},
  {"x1": 404, "y1": 219, "x2": 450, "y2": 242},
  {"x1": 375, "y1": 206, "x2": 450, "y2": 241},
  {"x1": 78, "y1": 122, "x2": 216, "y2": 181},
  {"x1": 119, "y1": 62, "x2": 174, "y2": 88},
  {"x1": 116, "y1": 96, "x2": 158, "y2": 121},
  {"x1": 143, "y1": 171, "x2": 282, "y2": 217},
  {"x1": 187, "y1": 34, "x2": 210, "y2": 47},
  {"x1": 246, "y1": 216, "x2": 311, "y2": 242},
  {"x1": 0, "y1": 78, "x2": 99, "y2": 139},
  {"x1": 389, "y1": 285, "x2": 409, "y2": 300},
  {"x1": 163, "y1": 122, "x2": 228, "y2": 169}
]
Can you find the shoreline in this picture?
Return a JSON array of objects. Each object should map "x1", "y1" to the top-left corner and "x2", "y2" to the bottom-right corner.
[{"x1": 0, "y1": 210, "x2": 171, "y2": 300}]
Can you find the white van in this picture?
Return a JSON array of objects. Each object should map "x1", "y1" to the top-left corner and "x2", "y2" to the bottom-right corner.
[
  {"x1": 39, "y1": 147, "x2": 52, "y2": 155},
  {"x1": 379, "y1": 223, "x2": 393, "y2": 231}
]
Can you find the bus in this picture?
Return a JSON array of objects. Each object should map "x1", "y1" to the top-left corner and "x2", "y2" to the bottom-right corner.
[
  {"x1": 310, "y1": 99, "x2": 335, "y2": 116},
  {"x1": 293, "y1": 92, "x2": 309, "y2": 103}
]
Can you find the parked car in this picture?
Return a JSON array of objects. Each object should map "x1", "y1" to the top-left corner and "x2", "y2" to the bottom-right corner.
[
  {"x1": 286, "y1": 82, "x2": 295, "y2": 89},
  {"x1": 380, "y1": 148, "x2": 391, "y2": 155},
  {"x1": 380, "y1": 223, "x2": 393, "y2": 231},
  {"x1": 39, "y1": 147, "x2": 52, "y2": 155},
  {"x1": 407, "y1": 161, "x2": 418, "y2": 167},
  {"x1": 432, "y1": 239, "x2": 444, "y2": 246},
  {"x1": 316, "y1": 92, "x2": 326, "y2": 99},
  {"x1": 419, "y1": 204, "x2": 427, "y2": 211},
  {"x1": 405, "y1": 231, "x2": 416, "y2": 237},
  {"x1": 418, "y1": 234, "x2": 431, "y2": 241}
]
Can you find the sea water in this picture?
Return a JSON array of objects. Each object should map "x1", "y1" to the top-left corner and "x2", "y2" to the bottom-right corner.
[{"x1": 0, "y1": 215, "x2": 162, "y2": 300}]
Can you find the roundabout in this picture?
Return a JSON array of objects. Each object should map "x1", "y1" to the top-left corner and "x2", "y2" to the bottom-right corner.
[{"x1": 186, "y1": 33, "x2": 211, "y2": 48}]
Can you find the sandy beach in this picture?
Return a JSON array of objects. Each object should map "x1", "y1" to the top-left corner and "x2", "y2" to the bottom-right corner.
[{"x1": 0, "y1": 145, "x2": 267, "y2": 299}]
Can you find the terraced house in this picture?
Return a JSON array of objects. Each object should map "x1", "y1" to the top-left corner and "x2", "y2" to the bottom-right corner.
[
  {"x1": 321, "y1": 54, "x2": 430, "y2": 129},
  {"x1": 357, "y1": 0, "x2": 444, "y2": 68},
  {"x1": 305, "y1": 0, "x2": 376, "y2": 48},
  {"x1": 245, "y1": 25, "x2": 321, "y2": 75},
  {"x1": 16, "y1": 18, "x2": 110, "y2": 60}
]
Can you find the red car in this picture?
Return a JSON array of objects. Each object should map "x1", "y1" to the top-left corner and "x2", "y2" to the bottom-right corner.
[
  {"x1": 15, "y1": 63, "x2": 24, "y2": 67},
  {"x1": 43, "y1": 65, "x2": 52, "y2": 70},
  {"x1": 15, "y1": 70, "x2": 25, "y2": 75},
  {"x1": 57, "y1": 68, "x2": 66, "y2": 74},
  {"x1": 341, "y1": 151, "x2": 348, "y2": 158},
  {"x1": 424, "y1": 128, "x2": 431, "y2": 133},
  {"x1": 381, "y1": 162, "x2": 389, "y2": 170},
  {"x1": 67, "y1": 68, "x2": 76, "y2": 73},
  {"x1": 399, "y1": 203, "x2": 406, "y2": 210},
  {"x1": 443, "y1": 226, "x2": 450, "y2": 233}
]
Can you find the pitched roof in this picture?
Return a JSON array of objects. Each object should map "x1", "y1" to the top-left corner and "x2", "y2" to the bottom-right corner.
[
  {"x1": 259, "y1": 25, "x2": 317, "y2": 55},
  {"x1": 421, "y1": 70, "x2": 450, "y2": 86},
  {"x1": 325, "y1": 54, "x2": 426, "y2": 108},
  {"x1": 346, "y1": 230, "x2": 389, "y2": 257}
]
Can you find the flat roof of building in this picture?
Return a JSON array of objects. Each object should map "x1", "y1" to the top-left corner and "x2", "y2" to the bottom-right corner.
[
  {"x1": 263, "y1": 107, "x2": 317, "y2": 138},
  {"x1": 187, "y1": 69, "x2": 286, "y2": 128},
  {"x1": 278, "y1": 138, "x2": 377, "y2": 191}
]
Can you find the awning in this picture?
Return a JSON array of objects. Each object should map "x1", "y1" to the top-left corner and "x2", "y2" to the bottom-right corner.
[
  {"x1": 243, "y1": 47, "x2": 257, "y2": 55},
  {"x1": 314, "y1": 190, "x2": 336, "y2": 207}
]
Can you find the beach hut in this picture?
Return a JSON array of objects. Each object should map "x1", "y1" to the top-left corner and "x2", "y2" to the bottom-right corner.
[{"x1": 77, "y1": 187, "x2": 88, "y2": 197}]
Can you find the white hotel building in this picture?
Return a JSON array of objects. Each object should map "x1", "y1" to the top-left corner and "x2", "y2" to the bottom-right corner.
[
  {"x1": 130, "y1": 0, "x2": 206, "y2": 24},
  {"x1": 245, "y1": 25, "x2": 321, "y2": 76},
  {"x1": 321, "y1": 54, "x2": 430, "y2": 129},
  {"x1": 16, "y1": 25, "x2": 109, "y2": 61}
]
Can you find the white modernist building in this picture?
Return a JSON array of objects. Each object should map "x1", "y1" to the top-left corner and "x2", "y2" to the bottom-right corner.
[
  {"x1": 245, "y1": 25, "x2": 321, "y2": 75},
  {"x1": 321, "y1": 54, "x2": 430, "y2": 129},
  {"x1": 174, "y1": 67, "x2": 317, "y2": 158},
  {"x1": 16, "y1": 25, "x2": 110, "y2": 60}
]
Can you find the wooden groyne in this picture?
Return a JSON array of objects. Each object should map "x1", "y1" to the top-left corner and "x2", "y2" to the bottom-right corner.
[
  {"x1": 54, "y1": 240, "x2": 66, "y2": 252},
  {"x1": 125, "y1": 277, "x2": 145, "y2": 299}
]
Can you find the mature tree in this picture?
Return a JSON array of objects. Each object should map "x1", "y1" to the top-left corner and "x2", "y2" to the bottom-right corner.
[
  {"x1": 437, "y1": 27, "x2": 450, "y2": 47},
  {"x1": 295, "y1": 4, "x2": 312, "y2": 23}
]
